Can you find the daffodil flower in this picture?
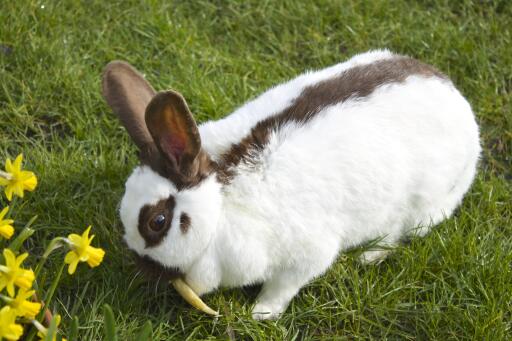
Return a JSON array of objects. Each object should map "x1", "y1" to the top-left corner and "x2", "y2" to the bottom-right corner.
[
  {"x1": 0, "y1": 154, "x2": 38, "y2": 201},
  {"x1": 0, "y1": 306, "x2": 23, "y2": 341},
  {"x1": 34, "y1": 314, "x2": 67, "y2": 341},
  {"x1": 0, "y1": 249, "x2": 35, "y2": 297},
  {"x1": 0, "y1": 207, "x2": 15, "y2": 239},
  {"x1": 64, "y1": 226, "x2": 105, "y2": 275},
  {"x1": 7, "y1": 288, "x2": 42, "y2": 319}
]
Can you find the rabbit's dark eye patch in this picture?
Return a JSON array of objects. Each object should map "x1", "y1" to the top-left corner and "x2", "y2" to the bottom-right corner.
[
  {"x1": 138, "y1": 196, "x2": 175, "y2": 247},
  {"x1": 180, "y1": 213, "x2": 191, "y2": 233}
]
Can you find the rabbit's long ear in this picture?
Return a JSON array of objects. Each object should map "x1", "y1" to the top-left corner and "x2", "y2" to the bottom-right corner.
[
  {"x1": 145, "y1": 91, "x2": 201, "y2": 176},
  {"x1": 102, "y1": 61, "x2": 156, "y2": 149}
]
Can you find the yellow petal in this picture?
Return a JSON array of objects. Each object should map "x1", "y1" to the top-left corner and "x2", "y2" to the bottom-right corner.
[
  {"x1": 5, "y1": 158, "x2": 13, "y2": 173},
  {"x1": 65, "y1": 252, "x2": 80, "y2": 274},
  {"x1": 16, "y1": 289, "x2": 36, "y2": 301},
  {"x1": 13, "y1": 184, "x2": 24, "y2": 199},
  {"x1": 19, "y1": 300, "x2": 42, "y2": 319},
  {"x1": 20, "y1": 171, "x2": 37, "y2": 191},
  {"x1": 82, "y1": 226, "x2": 92, "y2": 241},
  {"x1": 55, "y1": 314, "x2": 62, "y2": 326},
  {"x1": 14, "y1": 269, "x2": 35, "y2": 290},
  {"x1": 3, "y1": 248, "x2": 16, "y2": 264},
  {"x1": 79, "y1": 253, "x2": 89, "y2": 262},
  {"x1": 5, "y1": 324, "x2": 23, "y2": 341},
  {"x1": 67, "y1": 259, "x2": 79, "y2": 275},
  {"x1": 0, "y1": 218, "x2": 14, "y2": 226},
  {"x1": 0, "y1": 224, "x2": 14, "y2": 239},
  {"x1": 13, "y1": 154, "x2": 23, "y2": 171},
  {"x1": 86, "y1": 246, "x2": 105, "y2": 268},
  {"x1": 0, "y1": 206, "x2": 8, "y2": 220},
  {"x1": 64, "y1": 251, "x2": 79, "y2": 265},
  {"x1": 0, "y1": 277, "x2": 7, "y2": 293},
  {"x1": 15, "y1": 252, "x2": 29, "y2": 266},
  {"x1": 0, "y1": 306, "x2": 24, "y2": 340},
  {"x1": 7, "y1": 282, "x2": 16, "y2": 297},
  {"x1": 5, "y1": 186, "x2": 13, "y2": 201},
  {"x1": 67, "y1": 234, "x2": 83, "y2": 246}
]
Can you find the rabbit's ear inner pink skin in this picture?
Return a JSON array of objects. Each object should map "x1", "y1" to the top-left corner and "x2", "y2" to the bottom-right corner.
[
  {"x1": 101, "y1": 61, "x2": 156, "y2": 150},
  {"x1": 145, "y1": 91, "x2": 216, "y2": 190},
  {"x1": 145, "y1": 91, "x2": 201, "y2": 172}
]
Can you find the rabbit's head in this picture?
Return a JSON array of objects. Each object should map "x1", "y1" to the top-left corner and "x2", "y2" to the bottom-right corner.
[{"x1": 102, "y1": 62, "x2": 222, "y2": 275}]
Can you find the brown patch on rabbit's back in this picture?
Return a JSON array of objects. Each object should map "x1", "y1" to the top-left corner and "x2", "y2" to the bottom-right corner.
[{"x1": 216, "y1": 56, "x2": 447, "y2": 184}]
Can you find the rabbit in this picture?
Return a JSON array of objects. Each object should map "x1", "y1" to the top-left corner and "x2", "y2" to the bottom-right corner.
[{"x1": 101, "y1": 49, "x2": 480, "y2": 320}]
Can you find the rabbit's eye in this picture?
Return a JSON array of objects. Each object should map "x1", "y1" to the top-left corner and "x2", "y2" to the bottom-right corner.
[{"x1": 149, "y1": 214, "x2": 166, "y2": 232}]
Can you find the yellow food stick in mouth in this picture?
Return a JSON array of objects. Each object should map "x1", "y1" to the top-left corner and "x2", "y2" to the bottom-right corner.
[{"x1": 171, "y1": 278, "x2": 219, "y2": 316}]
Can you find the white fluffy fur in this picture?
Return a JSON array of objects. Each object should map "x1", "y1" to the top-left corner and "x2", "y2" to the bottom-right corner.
[{"x1": 120, "y1": 50, "x2": 480, "y2": 320}]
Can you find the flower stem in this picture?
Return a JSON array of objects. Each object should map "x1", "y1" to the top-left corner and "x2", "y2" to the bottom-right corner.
[
  {"x1": 26, "y1": 262, "x2": 66, "y2": 341},
  {"x1": 0, "y1": 170, "x2": 12, "y2": 180},
  {"x1": 4, "y1": 197, "x2": 16, "y2": 218},
  {"x1": 43, "y1": 262, "x2": 65, "y2": 317},
  {"x1": 0, "y1": 293, "x2": 13, "y2": 304},
  {"x1": 34, "y1": 237, "x2": 66, "y2": 280}
]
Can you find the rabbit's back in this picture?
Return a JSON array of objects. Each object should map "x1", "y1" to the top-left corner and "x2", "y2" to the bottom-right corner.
[
  {"x1": 202, "y1": 51, "x2": 479, "y2": 282},
  {"x1": 199, "y1": 49, "x2": 397, "y2": 160},
  {"x1": 262, "y1": 75, "x2": 478, "y2": 248}
]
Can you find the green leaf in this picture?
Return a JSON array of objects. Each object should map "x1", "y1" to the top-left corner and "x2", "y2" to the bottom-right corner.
[
  {"x1": 69, "y1": 315, "x2": 79, "y2": 341},
  {"x1": 44, "y1": 316, "x2": 58, "y2": 341},
  {"x1": 103, "y1": 304, "x2": 118, "y2": 341},
  {"x1": 133, "y1": 321, "x2": 153, "y2": 341},
  {"x1": 7, "y1": 220, "x2": 36, "y2": 252}
]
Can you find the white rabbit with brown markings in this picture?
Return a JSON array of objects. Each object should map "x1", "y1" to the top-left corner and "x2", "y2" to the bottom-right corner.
[{"x1": 102, "y1": 50, "x2": 480, "y2": 320}]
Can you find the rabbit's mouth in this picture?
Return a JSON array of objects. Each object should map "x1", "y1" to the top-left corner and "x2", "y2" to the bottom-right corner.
[
  {"x1": 134, "y1": 254, "x2": 218, "y2": 315},
  {"x1": 134, "y1": 254, "x2": 183, "y2": 281}
]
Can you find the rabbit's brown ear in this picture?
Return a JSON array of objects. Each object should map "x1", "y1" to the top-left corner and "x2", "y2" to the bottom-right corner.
[
  {"x1": 145, "y1": 91, "x2": 201, "y2": 175},
  {"x1": 102, "y1": 61, "x2": 156, "y2": 149}
]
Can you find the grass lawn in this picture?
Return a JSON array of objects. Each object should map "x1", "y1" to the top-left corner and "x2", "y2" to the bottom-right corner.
[{"x1": 1, "y1": 0, "x2": 511, "y2": 339}]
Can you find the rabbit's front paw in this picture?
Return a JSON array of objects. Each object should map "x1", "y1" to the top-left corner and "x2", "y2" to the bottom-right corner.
[{"x1": 251, "y1": 302, "x2": 284, "y2": 320}]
